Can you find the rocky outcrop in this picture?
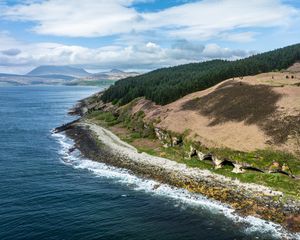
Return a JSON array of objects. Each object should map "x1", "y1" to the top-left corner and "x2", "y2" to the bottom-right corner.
[
  {"x1": 155, "y1": 127, "x2": 169, "y2": 143},
  {"x1": 187, "y1": 146, "x2": 197, "y2": 159},
  {"x1": 269, "y1": 162, "x2": 294, "y2": 177},
  {"x1": 172, "y1": 136, "x2": 182, "y2": 146},
  {"x1": 52, "y1": 119, "x2": 80, "y2": 133},
  {"x1": 151, "y1": 126, "x2": 297, "y2": 177},
  {"x1": 212, "y1": 156, "x2": 223, "y2": 169},
  {"x1": 232, "y1": 163, "x2": 246, "y2": 174},
  {"x1": 197, "y1": 151, "x2": 206, "y2": 161}
]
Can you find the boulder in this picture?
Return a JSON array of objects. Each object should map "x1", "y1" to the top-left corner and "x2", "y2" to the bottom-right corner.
[
  {"x1": 212, "y1": 156, "x2": 223, "y2": 169},
  {"x1": 282, "y1": 163, "x2": 290, "y2": 173},
  {"x1": 172, "y1": 136, "x2": 182, "y2": 146},
  {"x1": 188, "y1": 146, "x2": 197, "y2": 159},
  {"x1": 232, "y1": 163, "x2": 245, "y2": 173},
  {"x1": 197, "y1": 151, "x2": 206, "y2": 161},
  {"x1": 268, "y1": 161, "x2": 281, "y2": 173},
  {"x1": 284, "y1": 214, "x2": 300, "y2": 232}
]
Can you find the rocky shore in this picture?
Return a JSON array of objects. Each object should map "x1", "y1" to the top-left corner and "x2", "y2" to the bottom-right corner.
[{"x1": 55, "y1": 119, "x2": 300, "y2": 234}]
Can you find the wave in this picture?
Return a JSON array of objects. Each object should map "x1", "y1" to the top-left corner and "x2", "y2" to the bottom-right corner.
[{"x1": 53, "y1": 132, "x2": 300, "y2": 240}]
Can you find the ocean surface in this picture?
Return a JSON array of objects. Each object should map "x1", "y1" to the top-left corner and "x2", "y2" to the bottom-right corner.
[{"x1": 0, "y1": 86, "x2": 298, "y2": 240}]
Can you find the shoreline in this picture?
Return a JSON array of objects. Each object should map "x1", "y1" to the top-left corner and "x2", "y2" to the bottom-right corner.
[{"x1": 56, "y1": 119, "x2": 300, "y2": 234}]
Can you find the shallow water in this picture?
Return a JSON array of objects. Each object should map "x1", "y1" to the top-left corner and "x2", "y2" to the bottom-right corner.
[{"x1": 0, "y1": 86, "x2": 298, "y2": 240}]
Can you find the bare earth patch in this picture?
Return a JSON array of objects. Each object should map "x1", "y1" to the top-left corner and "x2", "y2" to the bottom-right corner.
[{"x1": 131, "y1": 138, "x2": 161, "y2": 150}]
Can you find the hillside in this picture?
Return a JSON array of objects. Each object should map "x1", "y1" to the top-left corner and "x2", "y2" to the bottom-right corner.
[
  {"x1": 27, "y1": 65, "x2": 90, "y2": 77},
  {"x1": 81, "y1": 64, "x2": 300, "y2": 197},
  {"x1": 125, "y1": 66, "x2": 300, "y2": 153},
  {"x1": 101, "y1": 43, "x2": 300, "y2": 105}
]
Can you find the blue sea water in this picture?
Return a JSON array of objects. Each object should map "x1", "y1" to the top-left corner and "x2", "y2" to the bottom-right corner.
[{"x1": 0, "y1": 86, "x2": 298, "y2": 240}]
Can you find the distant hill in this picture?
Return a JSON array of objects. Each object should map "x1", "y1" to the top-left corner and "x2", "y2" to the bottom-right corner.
[
  {"x1": 27, "y1": 65, "x2": 90, "y2": 77},
  {"x1": 101, "y1": 43, "x2": 300, "y2": 105},
  {"x1": 77, "y1": 69, "x2": 140, "y2": 82},
  {"x1": 35, "y1": 74, "x2": 76, "y2": 81},
  {"x1": 110, "y1": 69, "x2": 124, "y2": 74},
  {"x1": 0, "y1": 67, "x2": 139, "y2": 86}
]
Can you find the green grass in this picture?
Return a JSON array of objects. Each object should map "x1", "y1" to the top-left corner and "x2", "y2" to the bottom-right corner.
[
  {"x1": 86, "y1": 111, "x2": 120, "y2": 126},
  {"x1": 208, "y1": 147, "x2": 300, "y2": 175},
  {"x1": 136, "y1": 147, "x2": 158, "y2": 155},
  {"x1": 214, "y1": 168, "x2": 300, "y2": 198},
  {"x1": 119, "y1": 132, "x2": 142, "y2": 143},
  {"x1": 122, "y1": 139, "x2": 300, "y2": 198}
]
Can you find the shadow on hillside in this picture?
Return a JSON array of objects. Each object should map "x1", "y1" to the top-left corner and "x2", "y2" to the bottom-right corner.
[
  {"x1": 182, "y1": 81, "x2": 281, "y2": 126},
  {"x1": 181, "y1": 81, "x2": 300, "y2": 143}
]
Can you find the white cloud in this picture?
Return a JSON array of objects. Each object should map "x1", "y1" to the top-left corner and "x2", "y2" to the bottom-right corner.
[
  {"x1": 2, "y1": 0, "x2": 298, "y2": 40},
  {"x1": 0, "y1": 32, "x2": 253, "y2": 74},
  {"x1": 202, "y1": 43, "x2": 249, "y2": 58},
  {"x1": 220, "y1": 32, "x2": 257, "y2": 43},
  {"x1": 149, "y1": 0, "x2": 298, "y2": 40},
  {"x1": 1, "y1": 0, "x2": 297, "y2": 73},
  {"x1": 3, "y1": 0, "x2": 140, "y2": 37},
  {"x1": 0, "y1": 31, "x2": 20, "y2": 48}
]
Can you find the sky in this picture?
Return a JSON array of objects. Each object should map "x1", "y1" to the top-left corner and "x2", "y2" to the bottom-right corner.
[{"x1": 0, "y1": 0, "x2": 300, "y2": 74}]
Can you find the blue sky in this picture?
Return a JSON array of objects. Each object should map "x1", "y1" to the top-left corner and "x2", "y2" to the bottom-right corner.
[{"x1": 0, "y1": 0, "x2": 300, "y2": 74}]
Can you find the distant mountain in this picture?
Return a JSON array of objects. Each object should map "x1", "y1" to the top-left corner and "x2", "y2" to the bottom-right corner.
[
  {"x1": 27, "y1": 65, "x2": 90, "y2": 77},
  {"x1": 0, "y1": 67, "x2": 139, "y2": 86},
  {"x1": 34, "y1": 74, "x2": 76, "y2": 81},
  {"x1": 110, "y1": 69, "x2": 124, "y2": 74}
]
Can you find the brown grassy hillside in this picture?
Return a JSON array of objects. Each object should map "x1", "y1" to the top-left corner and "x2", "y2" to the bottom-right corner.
[{"x1": 129, "y1": 64, "x2": 300, "y2": 154}]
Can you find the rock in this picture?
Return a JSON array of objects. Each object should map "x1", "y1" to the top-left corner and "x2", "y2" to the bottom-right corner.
[
  {"x1": 268, "y1": 161, "x2": 281, "y2": 173},
  {"x1": 212, "y1": 156, "x2": 223, "y2": 169},
  {"x1": 154, "y1": 128, "x2": 162, "y2": 140},
  {"x1": 232, "y1": 163, "x2": 245, "y2": 173},
  {"x1": 284, "y1": 214, "x2": 300, "y2": 232},
  {"x1": 82, "y1": 106, "x2": 88, "y2": 114},
  {"x1": 68, "y1": 146, "x2": 76, "y2": 153},
  {"x1": 163, "y1": 143, "x2": 170, "y2": 148},
  {"x1": 154, "y1": 128, "x2": 164, "y2": 141},
  {"x1": 197, "y1": 151, "x2": 206, "y2": 161},
  {"x1": 282, "y1": 163, "x2": 290, "y2": 173},
  {"x1": 53, "y1": 118, "x2": 79, "y2": 133},
  {"x1": 153, "y1": 184, "x2": 161, "y2": 190},
  {"x1": 155, "y1": 127, "x2": 171, "y2": 144},
  {"x1": 188, "y1": 146, "x2": 197, "y2": 159},
  {"x1": 172, "y1": 136, "x2": 182, "y2": 146}
]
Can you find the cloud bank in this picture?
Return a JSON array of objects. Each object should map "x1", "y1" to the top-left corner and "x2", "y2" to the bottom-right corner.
[{"x1": 0, "y1": 31, "x2": 253, "y2": 73}]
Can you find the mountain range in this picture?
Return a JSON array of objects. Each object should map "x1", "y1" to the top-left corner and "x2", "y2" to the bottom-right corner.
[{"x1": 0, "y1": 65, "x2": 139, "y2": 86}]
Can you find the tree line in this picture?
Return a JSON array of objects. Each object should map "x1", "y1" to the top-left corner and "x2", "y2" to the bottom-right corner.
[{"x1": 101, "y1": 43, "x2": 300, "y2": 105}]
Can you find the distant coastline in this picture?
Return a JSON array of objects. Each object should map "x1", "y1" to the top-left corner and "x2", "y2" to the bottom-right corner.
[{"x1": 0, "y1": 65, "x2": 139, "y2": 86}]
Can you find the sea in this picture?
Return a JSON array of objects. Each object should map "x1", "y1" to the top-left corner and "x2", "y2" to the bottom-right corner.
[{"x1": 0, "y1": 85, "x2": 299, "y2": 240}]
